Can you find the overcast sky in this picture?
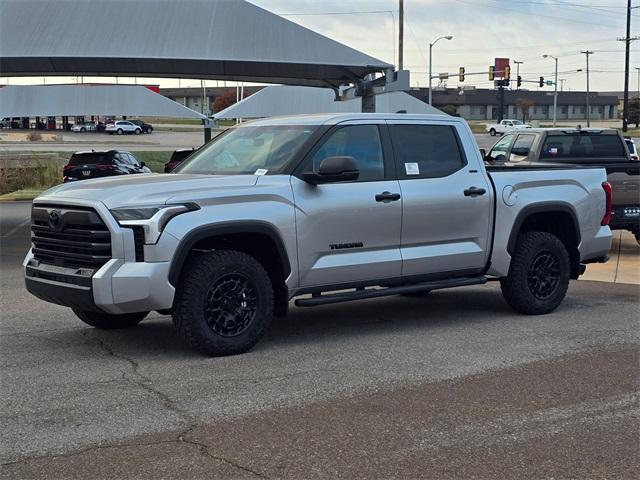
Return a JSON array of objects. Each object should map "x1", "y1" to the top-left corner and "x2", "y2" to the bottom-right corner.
[{"x1": 2, "y1": 0, "x2": 635, "y2": 93}]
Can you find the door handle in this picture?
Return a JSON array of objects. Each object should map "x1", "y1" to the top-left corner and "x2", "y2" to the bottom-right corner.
[
  {"x1": 375, "y1": 191, "x2": 401, "y2": 202},
  {"x1": 464, "y1": 187, "x2": 487, "y2": 197}
]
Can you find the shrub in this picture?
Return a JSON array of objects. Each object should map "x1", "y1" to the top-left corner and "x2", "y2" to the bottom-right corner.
[{"x1": 26, "y1": 132, "x2": 43, "y2": 142}]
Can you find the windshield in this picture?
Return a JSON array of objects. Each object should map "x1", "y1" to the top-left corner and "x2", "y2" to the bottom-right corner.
[{"x1": 175, "y1": 125, "x2": 318, "y2": 175}]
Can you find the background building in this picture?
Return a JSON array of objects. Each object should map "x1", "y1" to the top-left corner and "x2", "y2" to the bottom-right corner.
[{"x1": 410, "y1": 88, "x2": 619, "y2": 121}]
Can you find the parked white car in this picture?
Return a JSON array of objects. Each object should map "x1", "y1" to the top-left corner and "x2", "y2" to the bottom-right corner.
[
  {"x1": 105, "y1": 121, "x2": 142, "y2": 135},
  {"x1": 71, "y1": 121, "x2": 97, "y2": 133},
  {"x1": 486, "y1": 119, "x2": 531, "y2": 136}
]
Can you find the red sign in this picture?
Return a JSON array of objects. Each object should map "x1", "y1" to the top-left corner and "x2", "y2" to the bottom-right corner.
[{"x1": 494, "y1": 58, "x2": 510, "y2": 78}]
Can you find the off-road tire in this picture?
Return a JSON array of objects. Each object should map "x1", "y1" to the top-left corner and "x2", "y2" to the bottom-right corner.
[
  {"x1": 172, "y1": 250, "x2": 274, "y2": 356},
  {"x1": 489, "y1": 128, "x2": 497, "y2": 136},
  {"x1": 73, "y1": 310, "x2": 148, "y2": 329},
  {"x1": 501, "y1": 231, "x2": 570, "y2": 315}
]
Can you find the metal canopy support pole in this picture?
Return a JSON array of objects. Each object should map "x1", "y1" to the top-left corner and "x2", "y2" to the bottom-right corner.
[{"x1": 203, "y1": 118, "x2": 211, "y2": 143}]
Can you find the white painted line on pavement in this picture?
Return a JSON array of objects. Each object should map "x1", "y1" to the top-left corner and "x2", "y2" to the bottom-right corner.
[{"x1": 1, "y1": 219, "x2": 30, "y2": 238}]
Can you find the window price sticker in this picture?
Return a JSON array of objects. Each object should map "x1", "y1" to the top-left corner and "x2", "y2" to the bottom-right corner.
[
  {"x1": 405, "y1": 163, "x2": 420, "y2": 175},
  {"x1": 254, "y1": 169, "x2": 268, "y2": 176}
]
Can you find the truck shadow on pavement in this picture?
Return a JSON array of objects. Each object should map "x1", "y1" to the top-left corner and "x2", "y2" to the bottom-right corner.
[{"x1": 54, "y1": 284, "x2": 550, "y2": 359}]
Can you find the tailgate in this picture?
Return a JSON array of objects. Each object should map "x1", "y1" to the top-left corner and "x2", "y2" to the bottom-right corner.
[{"x1": 603, "y1": 162, "x2": 639, "y2": 206}]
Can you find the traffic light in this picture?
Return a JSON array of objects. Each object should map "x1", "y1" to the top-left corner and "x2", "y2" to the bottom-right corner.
[
  {"x1": 489, "y1": 66, "x2": 495, "y2": 81},
  {"x1": 517, "y1": 75, "x2": 522, "y2": 87},
  {"x1": 459, "y1": 67, "x2": 465, "y2": 82},
  {"x1": 504, "y1": 65, "x2": 510, "y2": 80},
  {"x1": 539, "y1": 76, "x2": 544, "y2": 87}
]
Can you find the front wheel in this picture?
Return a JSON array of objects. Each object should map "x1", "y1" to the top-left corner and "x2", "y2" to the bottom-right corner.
[
  {"x1": 73, "y1": 310, "x2": 148, "y2": 329},
  {"x1": 117, "y1": 128, "x2": 123, "y2": 135},
  {"x1": 134, "y1": 128, "x2": 141, "y2": 135},
  {"x1": 80, "y1": 127, "x2": 86, "y2": 133},
  {"x1": 172, "y1": 250, "x2": 274, "y2": 356},
  {"x1": 489, "y1": 128, "x2": 496, "y2": 136},
  {"x1": 500, "y1": 231, "x2": 570, "y2": 315}
]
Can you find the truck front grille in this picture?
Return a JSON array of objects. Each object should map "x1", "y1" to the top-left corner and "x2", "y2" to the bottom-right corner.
[{"x1": 31, "y1": 204, "x2": 112, "y2": 270}]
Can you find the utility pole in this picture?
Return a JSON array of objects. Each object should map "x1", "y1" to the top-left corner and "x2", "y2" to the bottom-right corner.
[
  {"x1": 398, "y1": 0, "x2": 404, "y2": 70},
  {"x1": 514, "y1": 60, "x2": 523, "y2": 89},
  {"x1": 619, "y1": 0, "x2": 635, "y2": 132},
  {"x1": 581, "y1": 50, "x2": 593, "y2": 127}
]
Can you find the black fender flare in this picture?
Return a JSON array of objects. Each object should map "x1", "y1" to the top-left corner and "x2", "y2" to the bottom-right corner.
[
  {"x1": 168, "y1": 221, "x2": 291, "y2": 287},
  {"x1": 507, "y1": 203, "x2": 581, "y2": 255}
]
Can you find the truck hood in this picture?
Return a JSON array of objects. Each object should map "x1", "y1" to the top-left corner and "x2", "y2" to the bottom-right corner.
[{"x1": 36, "y1": 174, "x2": 259, "y2": 209}]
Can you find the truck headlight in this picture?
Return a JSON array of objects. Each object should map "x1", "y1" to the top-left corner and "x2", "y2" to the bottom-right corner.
[{"x1": 111, "y1": 203, "x2": 199, "y2": 244}]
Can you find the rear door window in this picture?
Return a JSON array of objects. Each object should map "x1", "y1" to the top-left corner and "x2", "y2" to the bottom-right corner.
[
  {"x1": 540, "y1": 134, "x2": 627, "y2": 162},
  {"x1": 389, "y1": 124, "x2": 465, "y2": 178}
]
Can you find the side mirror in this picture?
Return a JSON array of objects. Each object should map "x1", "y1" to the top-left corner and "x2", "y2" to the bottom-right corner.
[
  {"x1": 479, "y1": 148, "x2": 486, "y2": 159},
  {"x1": 302, "y1": 156, "x2": 359, "y2": 184},
  {"x1": 140, "y1": 161, "x2": 146, "y2": 167}
]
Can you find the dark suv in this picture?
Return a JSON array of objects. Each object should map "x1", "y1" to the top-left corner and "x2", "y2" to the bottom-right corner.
[
  {"x1": 485, "y1": 128, "x2": 639, "y2": 242},
  {"x1": 129, "y1": 119, "x2": 153, "y2": 134},
  {"x1": 63, "y1": 150, "x2": 150, "y2": 182}
]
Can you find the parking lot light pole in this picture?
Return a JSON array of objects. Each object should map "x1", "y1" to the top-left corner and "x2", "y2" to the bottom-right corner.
[
  {"x1": 542, "y1": 54, "x2": 558, "y2": 126},
  {"x1": 514, "y1": 60, "x2": 523, "y2": 89},
  {"x1": 428, "y1": 35, "x2": 453, "y2": 105}
]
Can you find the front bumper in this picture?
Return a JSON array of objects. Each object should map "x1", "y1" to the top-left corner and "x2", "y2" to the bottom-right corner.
[{"x1": 23, "y1": 199, "x2": 178, "y2": 314}]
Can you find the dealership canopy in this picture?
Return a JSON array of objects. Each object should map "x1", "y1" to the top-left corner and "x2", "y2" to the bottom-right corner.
[
  {"x1": 0, "y1": 0, "x2": 393, "y2": 88},
  {"x1": 213, "y1": 86, "x2": 445, "y2": 119},
  {"x1": 0, "y1": 85, "x2": 206, "y2": 119}
]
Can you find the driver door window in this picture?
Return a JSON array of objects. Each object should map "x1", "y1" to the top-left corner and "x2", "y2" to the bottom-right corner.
[
  {"x1": 310, "y1": 125, "x2": 384, "y2": 182},
  {"x1": 509, "y1": 134, "x2": 535, "y2": 162},
  {"x1": 486, "y1": 135, "x2": 515, "y2": 163}
]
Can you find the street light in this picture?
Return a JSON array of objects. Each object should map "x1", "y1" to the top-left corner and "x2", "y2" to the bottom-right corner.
[
  {"x1": 543, "y1": 54, "x2": 558, "y2": 126},
  {"x1": 428, "y1": 35, "x2": 453, "y2": 105}
]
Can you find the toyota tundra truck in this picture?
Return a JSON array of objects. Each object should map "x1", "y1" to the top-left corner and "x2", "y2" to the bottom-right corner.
[{"x1": 24, "y1": 114, "x2": 613, "y2": 356}]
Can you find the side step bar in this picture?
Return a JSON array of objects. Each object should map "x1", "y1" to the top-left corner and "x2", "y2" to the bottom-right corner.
[{"x1": 294, "y1": 276, "x2": 487, "y2": 307}]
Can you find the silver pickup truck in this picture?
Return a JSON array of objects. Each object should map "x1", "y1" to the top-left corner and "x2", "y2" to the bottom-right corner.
[{"x1": 24, "y1": 114, "x2": 612, "y2": 356}]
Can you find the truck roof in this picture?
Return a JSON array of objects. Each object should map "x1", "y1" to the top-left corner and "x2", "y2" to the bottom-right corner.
[
  {"x1": 238, "y1": 112, "x2": 457, "y2": 127},
  {"x1": 504, "y1": 127, "x2": 620, "y2": 135}
]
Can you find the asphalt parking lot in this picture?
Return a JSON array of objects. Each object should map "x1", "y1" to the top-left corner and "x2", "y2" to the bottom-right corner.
[{"x1": 1, "y1": 201, "x2": 639, "y2": 479}]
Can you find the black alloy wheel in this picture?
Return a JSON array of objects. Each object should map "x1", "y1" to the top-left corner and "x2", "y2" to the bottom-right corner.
[
  {"x1": 527, "y1": 250, "x2": 561, "y2": 300},
  {"x1": 204, "y1": 273, "x2": 258, "y2": 337}
]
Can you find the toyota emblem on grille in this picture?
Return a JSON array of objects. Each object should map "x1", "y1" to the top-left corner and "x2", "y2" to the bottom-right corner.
[{"x1": 49, "y1": 209, "x2": 61, "y2": 227}]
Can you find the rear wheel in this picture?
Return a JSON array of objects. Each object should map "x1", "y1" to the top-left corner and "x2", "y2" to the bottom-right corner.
[
  {"x1": 80, "y1": 127, "x2": 86, "y2": 132},
  {"x1": 73, "y1": 310, "x2": 148, "y2": 329},
  {"x1": 489, "y1": 128, "x2": 497, "y2": 136},
  {"x1": 501, "y1": 231, "x2": 570, "y2": 315},
  {"x1": 173, "y1": 250, "x2": 274, "y2": 356}
]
